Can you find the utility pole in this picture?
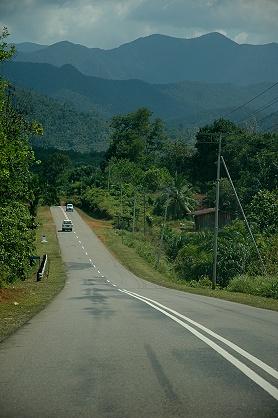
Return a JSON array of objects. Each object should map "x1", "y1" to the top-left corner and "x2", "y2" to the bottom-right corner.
[
  {"x1": 221, "y1": 156, "x2": 266, "y2": 274},
  {"x1": 155, "y1": 193, "x2": 169, "y2": 268},
  {"x1": 107, "y1": 163, "x2": 111, "y2": 192},
  {"x1": 120, "y1": 183, "x2": 124, "y2": 243},
  {"x1": 143, "y1": 191, "x2": 146, "y2": 236},
  {"x1": 132, "y1": 190, "x2": 136, "y2": 233},
  {"x1": 212, "y1": 134, "x2": 222, "y2": 289}
]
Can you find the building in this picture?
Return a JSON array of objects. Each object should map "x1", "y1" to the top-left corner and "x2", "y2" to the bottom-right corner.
[{"x1": 191, "y1": 208, "x2": 232, "y2": 231}]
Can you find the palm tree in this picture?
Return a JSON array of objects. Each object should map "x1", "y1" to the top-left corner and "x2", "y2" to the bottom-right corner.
[{"x1": 161, "y1": 175, "x2": 196, "y2": 220}]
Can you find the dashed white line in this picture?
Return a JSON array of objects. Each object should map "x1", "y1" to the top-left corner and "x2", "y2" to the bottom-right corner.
[
  {"x1": 82, "y1": 246, "x2": 85, "y2": 250},
  {"x1": 97, "y1": 270, "x2": 101, "y2": 274},
  {"x1": 85, "y1": 252, "x2": 88, "y2": 256},
  {"x1": 89, "y1": 259, "x2": 92, "y2": 263},
  {"x1": 107, "y1": 280, "x2": 110, "y2": 283}
]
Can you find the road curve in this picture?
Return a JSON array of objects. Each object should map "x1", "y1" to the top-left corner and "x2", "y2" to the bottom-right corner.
[{"x1": 0, "y1": 206, "x2": 277, "y2": 418}]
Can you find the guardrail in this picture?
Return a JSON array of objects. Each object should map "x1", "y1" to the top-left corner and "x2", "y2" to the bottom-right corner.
[{"x1": 37, "y1": 254, "x2": 49, "y2": 282}]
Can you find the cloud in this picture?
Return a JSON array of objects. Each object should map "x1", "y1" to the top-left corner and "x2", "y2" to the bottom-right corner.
[{"x1": 1, "y1": 0, "x2": 277, "y2": 47}]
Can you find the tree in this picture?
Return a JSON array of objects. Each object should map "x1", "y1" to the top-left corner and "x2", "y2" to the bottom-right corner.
[
  {"x1": 0, "y1": 27, "x2": 41, "y2": 284},
  {"x1": 154, "y1": 175, "x2": 196, "y2": 219},
  {"x1": 160, "y1": 140, "x2": 194, "y2": 177},
  {"x1": 193, "y1": 118, "x2": 243, "y2": 186},
  {"x1": 105, "y1": 108, "x2": 167, "y2": 166},
  {"x1": 248, "y1": 189, "x2": 278, "y2": 235}
]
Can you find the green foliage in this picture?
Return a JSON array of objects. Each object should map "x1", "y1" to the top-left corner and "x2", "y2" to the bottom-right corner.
[
  {"x1": 193, "y1": 118, "x2": 243, "y2": 186},
  {"x1": 105, "y1": 108, "x2": 166, "y2": 166},
  {"x1": 206, "y1": 178, "x2": 238, "y2": 214},
  {"x1": 142, "y1": 167, "x2": 172, "y2": 192},
  {"x1": 121, "y1": 231, "x2": 171, "y2": 276},
  {"x1": 247, "y1": 189, "x2": 278, "y2": 234},
  {"x1": 108, "y1": 159, "x2": 144, "y2": 188},
  {"x1": 0, "y1": 27, "x2": 15, "y2": 61},
  {"x1": 38, "y1": 151, "x2": 71, "y2": 205},
  {"x1": 13, "y1": 88, "x2": 109, "y2": 152},
  {"x1": 81, "y1": 187, "x2": 119, "y2": 219},
  {"x1": 175, "y1": 241, "x2": 213, "y2": 281},
  {"x1": 227, "y1": 275, "x2": 278, "y2": 299},
  {"x1": 0, "y1": 203, "x2": 35, "y2": 283},
  {"x1": 0, "y1": 28, "x2": 37, "y2": 285},
  {"x1": 217, "y1": 220, "x2": 254, "y2": 287},
  {"x1": 154, "y1": 175, "x2": 196, "y2": 219},
  {"x1": 160, "y1": 140, "x2": 194, "y2": 177}
]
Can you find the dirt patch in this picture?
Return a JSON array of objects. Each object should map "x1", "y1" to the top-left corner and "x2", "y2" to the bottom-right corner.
[
  {"x1": 87, "y1": 219, "x2": 112, "y2": 229},
  {"x1": 0, "y1": 288, "x2": 25, "y2": 304}
]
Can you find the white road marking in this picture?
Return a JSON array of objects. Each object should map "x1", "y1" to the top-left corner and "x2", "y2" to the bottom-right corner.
[
  {"x1": 119, "y1": 289, "x2": 278, "y2": 401},
  {"x1": 92, "y1": 265, "x2": 96, "y2": 268},
  {"x1": 82, "y1": 246, "x2": 85, "y2": 250},
  {"x1": 89, "y1": 259, "x2": 92, "y2": 262},
  {"x1": 76, "y1": 236, "x2": 79, "y2": 239},
  {"x1": 97, "y1": 270, "x2": 101, "y2": 274},
  {"x1": 85, "y1": 252, "x2": 88, "y2": 256},
  {"x1": 101, "y1": 275, "x2": 105, "y2": 278},
  {"x1": 112, "y1": 284, "x2": 117, "y2": 287},
  {"x1": 125, "y1": 290, "x2": 278, "y2": 381},
  {"x1": 78, "y1": 240, "x2": 81, "y2": 244},
  {"x1": 107, "y1": 280, "x2": 110, "y2": 283},
  {"x1": 59, "y1": 206, "x2": 69, "y2": 220}
]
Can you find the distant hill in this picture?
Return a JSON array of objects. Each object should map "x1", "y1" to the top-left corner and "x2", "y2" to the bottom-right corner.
[
  {"x1": 258, "y1": 110, "x2": 278, "y2": 132},
  {"x1": 13, "y1": 88, "x2": 109, "y2": 152},
  {"x1": 2, "y1": 61, "x2": 278, "y2": 129},
  {"x1": 13, "y1": 33, "x2": 278, "y2": 85},
  {"x1": 14, "y1": 42, "x2": 47, "y2": 53}
]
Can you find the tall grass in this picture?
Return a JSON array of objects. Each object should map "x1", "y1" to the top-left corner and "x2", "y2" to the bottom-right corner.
[{"x1": 227, "y1": 275, "x2": 278, "y2": 299}]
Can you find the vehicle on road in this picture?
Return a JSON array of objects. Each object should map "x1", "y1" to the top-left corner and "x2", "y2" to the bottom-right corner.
[
  {"x1": 62, "y1": 219, "x2": 73, "y2": 232},
  {"x1": 66, "y1": 203, "x2": 74, "y2": 212}
]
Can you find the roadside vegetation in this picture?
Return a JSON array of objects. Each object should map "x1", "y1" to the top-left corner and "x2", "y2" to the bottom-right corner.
[
  {"x1": 0, "y1": 30, "x2": 66, "y2": 340},
  {"x1": 65, "y1": 109, "x2": 278, "y2": 304},
  {"x1": 79, "y1": 210, "x2": 278, "y2": 311},
  {"x1": 0, "y1": 206, "x2": 66, "y2": 341}
]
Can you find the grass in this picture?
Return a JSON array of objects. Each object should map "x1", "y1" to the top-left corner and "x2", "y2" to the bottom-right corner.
[
  {"x1": 0, "y1": 206, "x2": 66, "y2": 342},
  {"x1": 78, "y1": 208, "x2": 278, "y2": 311}
]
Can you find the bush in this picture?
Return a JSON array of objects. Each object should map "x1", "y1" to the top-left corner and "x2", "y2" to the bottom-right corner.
[
  {"x1": 0, "y1": 203, "x2": 35, "y2": 284},
  {"x1": 227, "y1": 275, "x2": 278, "y2": 299},
  {"x1": 248, "y1": 189, "x2": 278, "y2": 235},
  {"x1": 175, "y1": 243, "x2": 213, "y2": 281},
  {"x1": 217, "y1": 220, "x2": 254, "y2": 287},
  {"x1": 81, "y1": 187, "x2": 119, "y2": 219}
]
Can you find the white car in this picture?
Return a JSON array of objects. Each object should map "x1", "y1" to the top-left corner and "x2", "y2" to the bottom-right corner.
[
  {"x1": 62, "y1": 219, "x2": 73, "y2": 232},
  {"x1": 66, "y1": 203, "x2": 74, "y2": 212}
]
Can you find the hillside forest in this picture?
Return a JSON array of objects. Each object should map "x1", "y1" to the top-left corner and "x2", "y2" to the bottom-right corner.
[{"x1": 1, "y1": 28, "x2": 278, "y2": 299}]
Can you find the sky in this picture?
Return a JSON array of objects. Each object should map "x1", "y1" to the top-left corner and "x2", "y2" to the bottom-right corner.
[{"x1": 1, "y1": 0, "x2": 278, "y2": 48}]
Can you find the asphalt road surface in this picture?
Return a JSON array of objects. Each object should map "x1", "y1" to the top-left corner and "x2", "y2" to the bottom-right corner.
[{"x1": 0, "y1": 206, "x2": 277, "y2": 418}]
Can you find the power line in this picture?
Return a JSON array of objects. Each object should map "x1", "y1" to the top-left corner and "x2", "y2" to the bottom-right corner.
[
  {"x1": 202, "y1": 80, "x2": 278, "y2": 127},
  {"x1": 222, "y1": 81, "x2": 278, "y2": 119},
  {"x1": 237, "y1": 96, "x2": 278, "y2": 124}
]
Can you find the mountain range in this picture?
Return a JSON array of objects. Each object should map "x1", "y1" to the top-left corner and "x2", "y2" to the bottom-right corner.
[
  {"x1": 14, "y1": 33, "x2": 278, "y2": 85},
  {"x1": 1, "y1": 32, "x2": 277, "y2": 152},
  {"x1": 1, "y1": 61, "x2": 277, "y2": 128}
]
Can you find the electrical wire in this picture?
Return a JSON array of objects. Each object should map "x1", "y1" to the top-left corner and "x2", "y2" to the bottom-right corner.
[
  {"x1": 237, "y1": 96, "x2": 278, "y2": 124},
  {"x1": 222, "y1": 81, "x2": 278, "y2": 119}
]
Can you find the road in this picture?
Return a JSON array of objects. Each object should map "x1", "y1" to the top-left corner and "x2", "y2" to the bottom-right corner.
[{"x1": 0, "y1": 206, "x2": 277, "y2": 418}]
